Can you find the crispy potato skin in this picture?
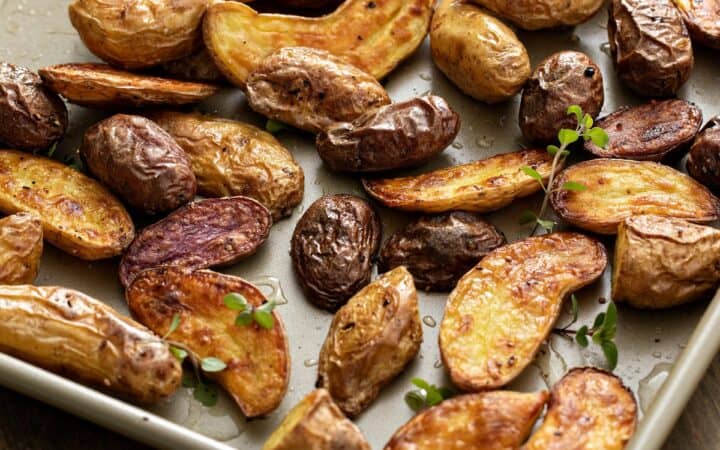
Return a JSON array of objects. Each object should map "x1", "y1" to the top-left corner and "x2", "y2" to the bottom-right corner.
[
  {"x1": 0, "y1": 150, "x2": 134, "y2": 260},
  {"x1": 203, "y1": 0, "x2": 434, "y2": 86},
  {"x1": 585, "y1": 99, "x2": 703, "y2": 161},
  {"x1": 609, "y1": 0, "x2": 694, "y2": 97},
  {"x1": 523, "y1": 368, "x2": 637, "y2": 450},
  {"x1": 147, "y1": 111, "x2": 304, "y2": 220},
  {"x1": 363, "y1": 149, "x2": 554, "y2": 214},
  {"x1": 247, "y1": 47, "x2": 391, "y2": 133},
  {"x1": 80, "y1": 114, "x2": 197, "y2": 216},
  {"x1": 0, "y1": 285, "x2": 181, "y2": 403},
  {"x1": 440, "y1": 233, "x2": 607, "y2": 391},
  {"x1": 674, "y1": 0, "x2": 720, "y2": 49},
  {"x1": 291, "y1": 195, "x2": 381, "y2": 311},
  {"x1": 318, "y1": 267, "x2": 422, "y2": 417},
  {"x1": 127, "y1": 268, "x2": 290, "y2": 417},
  {"x1": 385, "y1": 390, "x2": 548, "y2": 450},
  {"x1": 39, "y1": 63, "x2": 219, "y2": 109},
  {"x1": 0, "y1": 62, "x2": 68, "y2": 151},
  {"x1": 550, "y1": 159, "x2": 720, "y2": 234},
  {"x1": 378, "y1": 212, "x2": 506, "y2": 292},
  {"x1": 520, "y1": 51, "x2": 604, "y2": 144},
  {"x1": 263, "y1": 389, "x2": 370, "y2": 450},
  {"x1": 468, "y1": 0, "x2": 604, "y2": 30},
  {"x1": 0, "y1": 213, "x2": 42, "y2": 285},
  {"x1": 687, "y1": 116, "x2": 720, "y2": 192},
  {"x1": 430, "y1": 0, "x2": 530, "y2": 104},
  {"x1": 613, "y1": 215, "x2": 720, "y2": 309},
  {"x1": 161, "y1": 49, "x2": 227, "y2": 84}
]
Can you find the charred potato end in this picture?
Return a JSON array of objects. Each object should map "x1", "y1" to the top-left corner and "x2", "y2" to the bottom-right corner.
[
  {"x1": 0, "y1": 213, "x2": 43, "y2": 285},
  {"x1": 687, "y1": 116, "x2": 720, "y2": 192}
]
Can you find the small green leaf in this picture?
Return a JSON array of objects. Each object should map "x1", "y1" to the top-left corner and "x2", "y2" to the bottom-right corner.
[
  {"x1": 411, "y1": 378, "x2": 432, "y2": 392},
  {"x1": 567, "y1": 105, "x2": 583, "y2": 122},
  {"x1": 575, "y1": 325, "x2": 589, "y2": 347},
  {"x1": 604, "y1": 302, "x2": 618, "y2": 329},
  {"x1": 522, "y1": 166, "x2": 543, "y2": 181},
  {"x1": 519, "y1": 210, "x2": 537, "y2": 225},
  {"x1": 587, "y1": 127, "x2": 609, "y2": 148},
  {"x1": 164, "y1": 313, "x2": 181, "y2": 339},
  {"x1": 223, "y1": 293, "x2": 248, "y2": 311},
  {"x1": 47, "y1": 142, "x2": 58, "y2": 158},
  {"x1": 570, "y1": 295, "x2": 579, "y2": 324},
  {"x1": 601, "y1": 340, "x2": 618, "y2": 371},
  {"x1": 201, "y1": 357, "x2": 227, "y2": 373},
  {"x1": 536, "y1": 218, "x2": 556, "y2": 232},
  {"x1": 547, "y1": 144, "x2": 561, "y2": 155},
  {"x1": 562, "y1": 181, "x2": 588, "y2": 192},
  {"x1": 582, "y1": 113, "x2": 594, "y2": 130},
  {"x1": 193, "y1": 382, "x2": 219, "y2": 407},
  {"x1": 253, "y1": 309, "x2": 275, "y2": 329},
  {"x1": 257, "y1": 300, "x2": 277, "y2": 314},
  {"x1": 405, "y1": 391, "x2": 426, "y2": 412},
  {"x1": 558, "y1": 129, "x2": 580, "y2": 146},
  {"x1": 235, "y1": 310, "x2": 254, "y2": 327},
  {"x1": 425, "y1": 388, "x2": 444, "y2": 406},
  {"x1": 170, "y1": 346, "x2": 188, "y2": 362},
  {"x1": 181, "y1": 372, "x2": 198, "y2": 388},
  {"x1": 592, "y1": 312, "x2": 606, "y2": 330},
  {"x1": 265, "y1": 119, "x2": 287, "y2": 134},
  {"x1": 438, "y1": 387, "x2": 455, "y2": 399}
]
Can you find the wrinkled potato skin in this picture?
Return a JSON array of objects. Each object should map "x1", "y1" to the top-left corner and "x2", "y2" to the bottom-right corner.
[
  {"x1": 127, "y1": 268, "x2": 290, "y2": 417},
  {"x1": 687, "y1": 117, "x2": 720, "y2": 192},
  {"x1": 317, "y1": 96, "x2": 459, "y2": 172},
  {"x1": 385, "y1": 391, "x2": 548, "y2": 450},
  {"x1": 613, "y1": 215, "x2": 720, "y2": 309},
  {"x1": 520, "y1": 51, "x2": 604, "y2": 144},
  {"x1": 468, "y1": 0, "x2": 604, "y2": 30},
  {"x1": 585, "y1": 99, "x2": 703, "y2": 161},
  {"x1": 430, "y1": 0, "x2": 531, "y2": 104},
  {"x1": 440, "y1": 233, "x2": 607, "y2": 391},
  {"x1": 378, "y1": 212, "x2": 506, "y2": 292},
  {"x1": 291, "y1": 195, "x2": 381, "y2": 311},
  {"x1": 0, "y1": 214, "x2": 42, "y2": 285},
  {"x1": 161, "y1": 49, "x2": 227, "y2": 83},
  {"x1": 550, "y1": 159, "x2": 720, "y2": 234},
  {"x1": 147, "y1": 111, "x2": 304, "y2": 220},
  {"x1": 674, "y1": 0, "x2": 720, "y2": 49},
  {"x1": 318, "y1": 267, "x2": 422, "y2": 417},
  {"x1": 263, "y1": 389, "x2": 371, "y2": 450},
  {"x1": 80, "y1": 114, "x2": 197, "y2": 216},
  {"x1": 609, "y1": 0, "x2": 694, "y2": 97},
  {"x1": 523, "y1": 368, "x2": 637, "y2": 450},
  {"x1": 247, "y1": 47, "x2": 390, "y2": 133},
  {"x1": 0, "y1": 62, "x2": 68, "y2": 151},
  {"x1": 0, "y1": 285, "x2": 181, "y2": 403}
]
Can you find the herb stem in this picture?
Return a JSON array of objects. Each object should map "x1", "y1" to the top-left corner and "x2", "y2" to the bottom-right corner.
[{"x1": 531, "y1": 148, "x2": 566, "y2": 235}]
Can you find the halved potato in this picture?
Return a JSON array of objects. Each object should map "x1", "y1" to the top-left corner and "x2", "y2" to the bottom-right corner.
[
  {"x1": 127, "y1": 267, "x2": 290, "y2": 417},
  {"x1": 362, "y1": 149, "x2": 554, "y2": 213},
  {"x1": 550, "y1": 159, "x2": 720, "y2": 235},
  {"x1": 203, "y1": 0, "x2": 434, "y2": 86},
  {"x1": 384, "y1": 390, "x2": 548, "y2": 450},
  {"x1": 0, "y1": 213, "x2": 42, "y2": 285},
  {"x1": 673, "y1": 0, "x2": 720, "y2": 49},
  {"x1": 523, "y1": 368, "x2": 637, "y2": 450},
  {"x1": 439, "y1": 233, "x2": 607, "y2": 391}
]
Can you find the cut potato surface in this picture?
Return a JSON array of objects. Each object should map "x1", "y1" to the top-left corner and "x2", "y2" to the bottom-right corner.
[{"x1": 0, "y1": 213, "x2": 43, "y2": 285}]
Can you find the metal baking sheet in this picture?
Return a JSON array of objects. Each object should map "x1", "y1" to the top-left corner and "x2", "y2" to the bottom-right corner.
[{"x1": 2, "y1": 1, "x2": 720, "y2": 449}]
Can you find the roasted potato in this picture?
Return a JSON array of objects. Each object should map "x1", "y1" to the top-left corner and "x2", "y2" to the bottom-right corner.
[
  {"x1": 377, "y1": 212, "x2": 506, "y2": 292},
  {"x1": 203, "y1": 0, "x2": 434, "y2": 86},
  {"x1": 687, "y1": 116, "x2": 720, "y2": 192},
  {"x1": 585, "y1": 99, "x2": 703, "y2": 161},
  {"x1": 148, "y1": 111, "x2": 304, "y2": 220},
  {"x1": 385, "y1": 390, "x2": 548, "y2": 450},
  {"x1": 316, "y1": 96, "x2": 460, "y2": 173},
  {"x1": 263, "y1": 389, "x2": 370, "y2": 450},
  {"x1": 39, "y1": 63, "x2": 219, "y2": 109},
  {"x1": 613, "y1": 215, "x2": 720, "y2": 309},
  {"x1": 0, "y1": 285, "x2": 181, "y2": 403},
  {"x1": 271, "y1": 0, "x2": 344, "y2": 8},
  {"x1": 430, "y1": 0, "x2": 530, "y2": 104},
  {"x1": 119, "y1": 196, "x2": 271, "y2": 288},
  {"x1": 439, "y1": 233, "x2": 607, "y2": 391},
  {"x1": 0, "y1": 150, "x2": 134, "y2": 260},
  {"x1": 467, "y1": 0, "x2": 604, "y2": 30},
  {"x1": 609, "y1": 0, "x2": 694, "y2": 97},
  {"x1": 246, "y1": 47, "x2": 391, "y2": 133},
  {"x1": 291, "y1": 195, "x2": 381, "y2": 311},
  {"x1": 519, "y1": 51, "x2": 604, "y2": 144},
  {"x1": 161, "y1": 49, "x2": 227, "y2": 84},
  {"x1": 127, "y1": 267, "x2": 290, "y2": 417},
  {"x1": 674, "y1": 0, "x2": 720, "y2": 49},
  {"x1": 80, "y1": 114, "x2": 197, "y2": 216},
  {"x1": 550, "y1": 159, "x2": 720, "y2": 234},
  {"x1": 317, "y1": 266, "x2": 422, "y2": 417},
  {"x1": 0, "y1": 213, "x2": 42, "y2": 285},
  {"x1": 523, "y1": 368, "x2": 637, "y2": 450},
  {"x1": 363, "y1": 149, "x2": 554, "y2": 213}
]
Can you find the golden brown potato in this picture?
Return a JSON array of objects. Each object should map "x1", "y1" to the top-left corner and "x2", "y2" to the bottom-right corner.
[
  {"x1": 468, "y1": 0, "x2": 604, "y2": 30},
  {"x1": 147, "y1": 111, "x2": 304, "y2": 220},
  {"x1": 0, "y1": 150, "x2": 134, "y2": 260},
  {"x1": 523, "y1": 368, "x2": 637, "y2": 450},
  {"x1": 674, "y1": 0, "x2": 720, "y2": 49},
  {"x1": 430, "y1": 0, "x2": 531, "y2": 104},
  {"x1": 127, "y1": 267, "x2": 290, "y2": 417},
  {"x1": 362, "y1": 149, "x2": 554, "y2": 214},
  {"x1": 550, "y1": 159, "x2": 720, "y2": 235},
  {"x1": 0, "y1": 213, "x2": 42, "y2": 285},
  {"x1": 384, "y1": 390, "x2": 548, "y2": 450},
  {"x1": 439, "y1": 233, "x2": 607, "y2": 391},
  {"x1": 263, "y1": 389, "x2": 371, "y2": 450},
  {"x1": 203, "y1": 0, "x2": 434, "y2": 86},
  {"x1": 317, "y1": 266, "x2": 422, "y2": 417},
  {"x1": 0, "y1": 285, "x2": 181, "y2": 403},
  {"x1": 39, "y1": 63, "x2": 219, "y2": 109},
  {"x1": 270, "y1": 0, "x2": 343, "y2": 8}
]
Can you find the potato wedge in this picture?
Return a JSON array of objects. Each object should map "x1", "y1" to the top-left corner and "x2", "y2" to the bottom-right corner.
[
  {"x1": 362, "y1": 149, "x2": 554, "y2": 214},
  {"x1": 523, "y1": 368, "x2": 637, "y2": 450},
  {"x1": 468, "y1": 0, "x2": 604, "y2": 30},
  {"x1": 439, "y1": 233, "x2": 607, "y2": 391},
  {"x1": 384, "y1": 390, "x2": 548, "y2": 450},
  {"x1": 0, "y1": 285, "x2": 181, "y2": 403},
  {"x1": 673, "y1": 0, "x2": 720, "y2": 49},
  {"x1": 127, "y1": 267, "x2": 290, "y2": 417},
  {"x1": 0, "y1": 150, "x2": 134, "y2": 260},
  {"x1": 0, "y1": 213, "x2": 42, "y2": 285},
  {"x1": 203, "y1": 0, "x2": 434, "y2": 86},
  {"x1": 39, "y1": 63, "x2": 219, "y2": 109},
  {"x1": 550, "y1": 159, "x2": 720, "y2": 235}
]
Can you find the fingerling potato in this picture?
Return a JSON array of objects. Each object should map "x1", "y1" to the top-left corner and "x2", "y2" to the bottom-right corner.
[
  {"x1": 468, "y1": 0, "x2": 604, "y2": 30},
  {"x1": 687, "y1": 116, "x2": 720, "y2": 192},
  {"x1": 0, "y1": 213, "x2": 42, "y2": 285},
  {"x1": 674, "y1": 0, "x2": 720, "y2": 49}
]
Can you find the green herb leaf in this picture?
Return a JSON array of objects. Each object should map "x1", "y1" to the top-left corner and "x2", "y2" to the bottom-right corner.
[
  {"x1": 587, "y1": 127, "x2": 609, "y2": 148},
  {"x1": 47, "y1": 142, "x2": 58, "y2": 158},
  {"x1": 404, "y1": 391, "x2": 426, "y2": 412},
  {"x1": 547, "y1": 145, "x2": 570, "y2": 157},
  {"x1": 519, "y1": 210, "x2": 537, "y2": 225},
  {"x1": 567, "y1": 105, "x2": 583, "y2": 122},
  {"x1": 522, "y1": 166, "x2": 543, "y2": 182},
  {"x1": 438, "y1": 387, "x2": 456, "y2": 399},
  {"x1": 265, "y1": 119, "x2": 287, "y2": 134},
  {"x1": 411, "y1": 377, "x2": 432, "y2": 391},
  {"x1": 425, "y1": 388, "x2": 444, "y2": 406},
  {"x1": 601, "y1": 340, "x2": 618, "y2": 371},
  {"x1": 253, "y1": 309, "x2": 275, "y2": 329},
  {"x1": 164, "y1": 313, "x2": 181, "y2": 339},
  {"x1": 536, "y1": 218, "x2": 556, "y2": 232},
  {"x1": 223, "y1": 293, "x2": 248, "y2": 311},
  {"x1": 181, "y1": 372, "x2": 198, "y2": 388},
  {"x1": 582, "y1": 113, "x2": 594, "y2": 130},
  {"x1": 570, "y1": 294, "x2": 579, "y2": 324},
  {"x1": 558, "y1": 129, "x2": 579, "y2": 146},
  {"x1": 170, "y1": 346, "x2": 188, "y2": 362},
  {"x1": 562, "y1": 181, "x2": 587, "y2": 192},
  {"x1": 193, "y1": 382, "x2": 219, "y2": 407},
  {"x1": 575, "y1": 325, "x2": 589, "y2": 347},
  {"x1": 201, "y1": 357, "x2": 227, "y2": 373},
  {"x1": 592, "y1": 312, "x2": 606, "y2": 330},
  {"x1": 601, "y1": 302, "x2": 618, "y2": 340},
  {"x1": 235, "y1": 309, "x2": 254, "y2": 327}
]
